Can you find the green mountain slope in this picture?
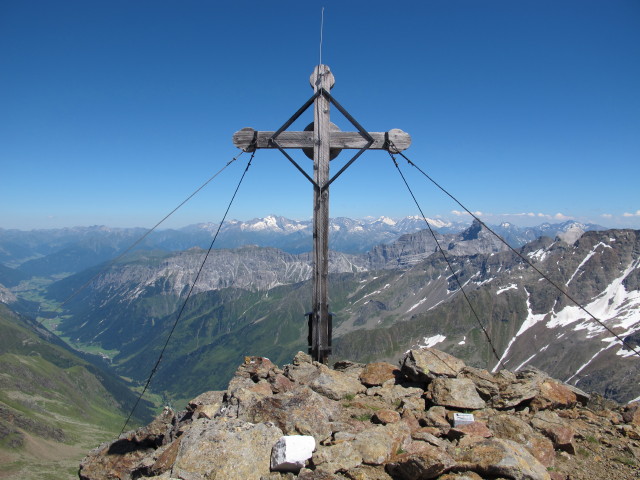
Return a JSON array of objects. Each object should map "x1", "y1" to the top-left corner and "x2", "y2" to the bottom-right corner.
[{"x1": 0, "y1": 303, "x2": 153, "y2": 479}]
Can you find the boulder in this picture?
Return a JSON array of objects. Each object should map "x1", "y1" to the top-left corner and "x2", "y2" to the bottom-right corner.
[
  {"x1": 531, "y1": 410, "x2": 576, "y2": 454},
  {"x1": 244, "y1": 386, "x2": 340, "y2": 443},
  {"x1": 530, "y1": 380, "x2": 577, "y2": 410},
  {"x1": 372, "y1": 409, "x2": 401, "y2": 425},
  {"x1": 492, "y1": 369, "x2": 546, "y2": 409},
  {"x1": 285, "y1": 361, "x2": 366, "y2": 400},
  {"x1": 311, "y1": 364, "x2": 367, "y2": 400},
  {"x1": 427, "y1": 378, "x2": 486, "y2": 410},
  {"x1": 400, "y1": 348, "x2": 466, "y2": 383},
  {"x1": 312, "y1": 441, "x2": 362, "y2": 473},
  {"x1": 352, "y1": 423, "x2": 411, "y2": 465},
  {"x1": 453, "y1": 438, "x2": 551, "y2": 480},
  {"x1": 172, "y1": 419, "x2": 283, "y2": 480},
  {"x1": 622, "y1": 401, "x2": 640, "y2": 425},
  {"x1": 487, "y1": 414, "x2": 555, "y2": 467},
  {"x1": 421, "y1": 406, "x2": 451, "y2": 433},
  {"x1": 447, "y1": 421, "x2": 493, "y2": 441},
  {"x1": 367, "y1": 383, "x2": 424, "y2": 405},
  {"x1": 459, "y1": 366, "x2": 500, "y2": 401},
  {"x1": 359, "y1": 362, "x2": 398, "y2": 387},
  {"x1": 386, "y1": 441, "x2": 454, "y2": 479}
]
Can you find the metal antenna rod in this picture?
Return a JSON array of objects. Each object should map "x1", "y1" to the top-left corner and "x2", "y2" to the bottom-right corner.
[{"x1": 319, "y1": 7, "x2": 325, "y2": 67}]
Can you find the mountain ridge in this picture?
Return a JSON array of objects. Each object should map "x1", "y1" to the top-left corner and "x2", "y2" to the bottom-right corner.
[{"x1": 1, "y1": 218, "x2": 605, "y2": 278}]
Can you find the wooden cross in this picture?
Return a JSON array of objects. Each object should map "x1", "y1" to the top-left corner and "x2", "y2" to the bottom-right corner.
[{"x1": 233, "y1": 65, "x2": 411, "y2": 364}]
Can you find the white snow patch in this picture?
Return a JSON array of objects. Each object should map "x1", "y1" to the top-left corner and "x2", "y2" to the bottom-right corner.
[
  {"x1": 527, "y1": 248, "x2": 549, "y2": 262},
  {"x1": 497, "y1": 283, "x2": 518, "y2": 295},
  {"x1": 428, "y1": 299, "x2": 445, "y2": 311},
  {"x1": 492, "y1": 288, "x2": 546, "y2": 372},
  {"x1": 566, "y1": 242, "x2": 612, "y2": 287},
  {"x1": 377, "y1": 216, "x2": 397, "y2": 226},
  {"x1": 361, "y1": 290, "x2": 381, "y2": 299},
  {"x1": 407, "y1": 297, "x2": 428, "y2": 313},
  {"x1": 547, "y1": 259, "x2": 640, "y2": 343},
  {"x1": 515, "y1": 354, "x2": 537, "y2": 371},
  {"x1": 566, "y1": 345, "x2": 612, "y2": 384},
  {"x1": 458, "y1": 336, "x2": 466, "y2": 345},
  {"x1": 419, "y1": 334, "x2": 446, "y2": 349}
]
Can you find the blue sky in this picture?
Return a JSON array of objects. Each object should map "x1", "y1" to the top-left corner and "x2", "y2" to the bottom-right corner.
[{"x1": 1, "y1": 0, "x2": 639, "y2": 230}]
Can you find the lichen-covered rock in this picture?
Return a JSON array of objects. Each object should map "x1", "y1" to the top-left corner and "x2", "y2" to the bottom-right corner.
[
  {"x1": 372, "y1": 409, "x2": 401, "y2": 425},
  {"x1": 400, "y1": 348, "x2": 466, "y2": 383},
  {"x1": 285, "y1": 359, "x2": 366, "y2": 400},
  {"x1": 447, "y1": 421, "x2": 493, "y2": 441},
  {"x1": 491, "y1": 368, "x2": 546, "y2": 409},
  {"x1": 530, "y1": 380, "x2": 577, "y2": 411},
  {"x1": 172, "y1": 419, "x2": 283, "y2": 480},
  {"x1": 487, "y1": 414, "x2": 555, "y2": 467},
  {"x1": 243, "y1": 386, "x2": 340, "y2": 442},
  {"x1": 427, "y1": 377, "x2": 486, "y2": 410},
  {"x1": 312, "y1": 441, "x2": 362, "y2": 473},
  {"x1": 453, "y1": 438, "x2": 551, "y2": 480},
  {"x1": 359, "y1": 362, "x2": 398, "y2": 387},
  {"x1": 386, "y1": 441, "x2": 455, "y2": 479},
  {"x1": 352, "y1": 422, "x2": 411, "y2": 465},
  {"x1": 459, "y1": 366, "x2": 500, "y2": 401},
  {"x1": 531, "y1": 410, "x2": 576, "y2": 454}
]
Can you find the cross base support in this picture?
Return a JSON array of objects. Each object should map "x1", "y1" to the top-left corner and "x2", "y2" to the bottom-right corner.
[{"x1": 307, "y1": 311, "x2": 332, "y2": 364}]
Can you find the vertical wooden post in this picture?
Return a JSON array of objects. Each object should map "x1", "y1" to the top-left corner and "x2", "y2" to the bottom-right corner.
[
  {"x1": 310, "y1": 65, "x2": 334, "y2": 364},
  {"x1": 233, "y1": 65, "x2": 410, "y2": 365}
]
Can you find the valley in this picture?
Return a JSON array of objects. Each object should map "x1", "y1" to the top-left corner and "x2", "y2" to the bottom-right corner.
[{"x1": 1, "y1": 217, "x2": 639, "y2": 477}]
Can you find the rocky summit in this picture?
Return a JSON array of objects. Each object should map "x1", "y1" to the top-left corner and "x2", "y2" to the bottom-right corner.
[{"x1": 80, "y1": 348, "x2": 640, "y2": 480}]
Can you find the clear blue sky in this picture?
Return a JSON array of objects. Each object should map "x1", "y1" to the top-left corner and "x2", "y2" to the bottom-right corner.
[{"x1": 2, "y1": 0, "x2": 639, "y2": 230}]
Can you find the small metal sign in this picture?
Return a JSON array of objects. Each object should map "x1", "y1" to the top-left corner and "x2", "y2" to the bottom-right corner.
[{"x1": 453, "y1": 413, "x2": 475, "y2": 427}]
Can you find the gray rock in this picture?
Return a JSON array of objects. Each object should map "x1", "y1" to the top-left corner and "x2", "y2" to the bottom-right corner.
[
  {"x1": 492, "y1": 369, "x2": 546, "y2": 409},
  {"x1": 172, "y1": 419, "x2": 283, "y2": 480},
  {"x1": 427, "y1": 378, "x2": 486, "y2": 410},
  {"x1": 352, "y1": 423, "x2": 411, "y2": 465},
  {"x1": 243, "y1": 386, "x2": 340, "y2": 443},
  {"x1": 487, "y1": 414, "x2": 555, "y2": 467},
  {"x1": 313, "y1": 441, "x2": 362, "y2": 473},
  {"x1": 453, "y1": 438, "x2": 551, "y2": 480},
  {"x1": 386, "y1": 441, "x2": 454, "y2": 479},
  {"x1": 400, "y1": 348, "x2": 466, "y2": 383}
]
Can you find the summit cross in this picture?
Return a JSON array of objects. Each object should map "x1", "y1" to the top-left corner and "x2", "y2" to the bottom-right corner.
[{"x1": 233, "y1": 65, "x2": 411, "y2": 364}]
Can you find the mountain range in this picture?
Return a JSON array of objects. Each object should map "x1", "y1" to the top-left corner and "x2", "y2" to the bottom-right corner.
[
  {"x1": 0, "y1": 216, "x2": 603, "y2": 277},
  {"x1": 3, "y1": 218, "x2": 632, "y2": 408}
]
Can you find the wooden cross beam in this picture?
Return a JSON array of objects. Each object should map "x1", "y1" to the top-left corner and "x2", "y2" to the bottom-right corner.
[{"x1": 232, "y1": 65, "x2": 411, "y2": 364}]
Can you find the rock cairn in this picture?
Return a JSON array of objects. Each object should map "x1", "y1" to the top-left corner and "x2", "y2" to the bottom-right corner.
[{"x1": 80, "y1": 348, "x2": 640, "y2": 480}]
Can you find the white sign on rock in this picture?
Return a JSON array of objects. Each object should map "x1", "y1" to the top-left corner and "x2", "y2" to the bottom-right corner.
[
  {"x1": 453, "y1": 412, "x2": 475, "y2": 427},
  {"x1": 270, "y1": 435, "x2": 316, "y2": 472}
]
